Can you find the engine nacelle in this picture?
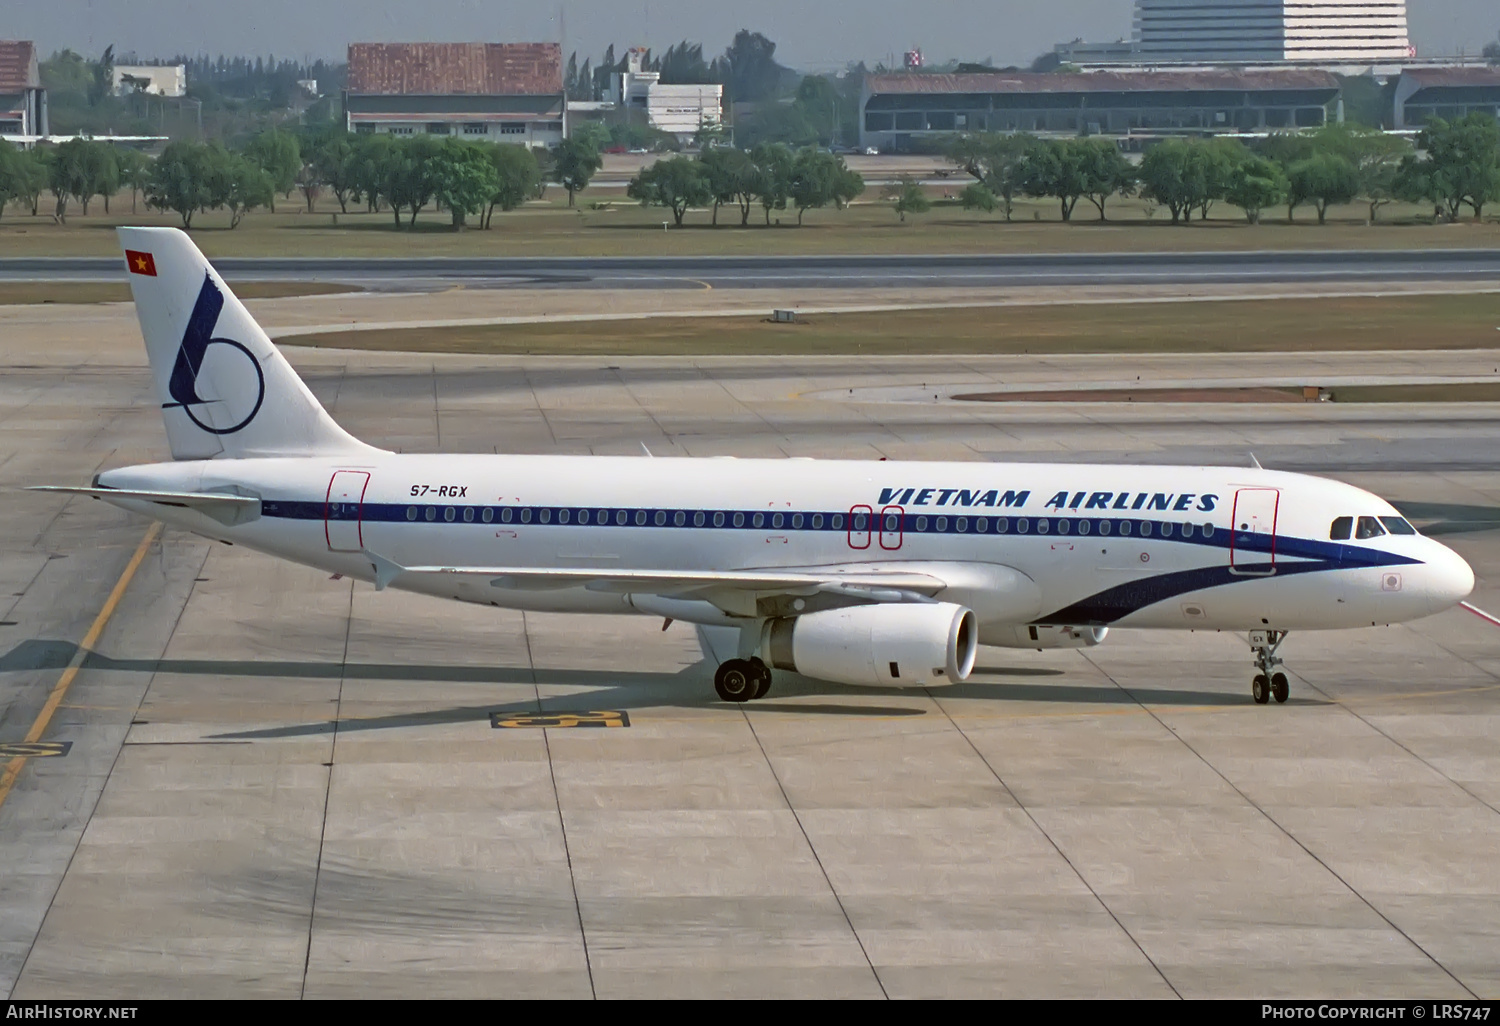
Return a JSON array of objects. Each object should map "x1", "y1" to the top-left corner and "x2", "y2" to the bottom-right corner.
[
  {"x1": 986, "y1": 624, "x2": 1109, "y2": 650},
  {"x1": 761, "y1": 602, "x2": 977, "y2": 688}
]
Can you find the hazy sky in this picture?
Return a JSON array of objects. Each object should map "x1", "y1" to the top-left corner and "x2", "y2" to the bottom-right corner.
[{"x1": 9, "y1": 1, "x2": 1499, "y2": 70}]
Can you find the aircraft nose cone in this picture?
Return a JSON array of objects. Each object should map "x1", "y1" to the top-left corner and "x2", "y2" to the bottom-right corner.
[{"x1": 1427, "y1": 544, "x2": 1475, "y2": 613}]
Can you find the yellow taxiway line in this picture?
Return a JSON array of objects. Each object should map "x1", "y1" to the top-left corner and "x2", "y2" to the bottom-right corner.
[{"x1": 0, "y1": 523, "x2": 161, "y2": 812}]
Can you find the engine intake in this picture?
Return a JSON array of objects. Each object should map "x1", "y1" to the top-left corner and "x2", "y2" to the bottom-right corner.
[{"x1": 761, "y1": 602, "x2": 977, "y2": 687}]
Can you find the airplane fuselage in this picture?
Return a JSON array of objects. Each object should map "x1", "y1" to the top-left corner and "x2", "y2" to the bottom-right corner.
[{"x1": 95, "y1": 453, "x2": 1473, "y2": 639}]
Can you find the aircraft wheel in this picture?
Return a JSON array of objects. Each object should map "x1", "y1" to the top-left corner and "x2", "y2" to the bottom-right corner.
[
  {"x1": 1271, "y1": 672, "x2": 1289, "y2": 704},
  {"x1": 749, "y1": 657, "x2": 773, "y2": 700},
  {"x1": 1252, "y1": 674, "x2": 1270, "y2": 705},
  {"x1": 715, "y1": 659, "x2": 757, "y2": 703}
]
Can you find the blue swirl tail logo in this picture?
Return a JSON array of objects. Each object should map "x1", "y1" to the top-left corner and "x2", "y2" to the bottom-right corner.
[{"x1": 162, "y1": 273, "x2": 265, "y2": 435}]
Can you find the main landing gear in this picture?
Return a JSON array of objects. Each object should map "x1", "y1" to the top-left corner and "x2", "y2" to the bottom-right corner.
[
  {"x1": 1249, "y1": 630, "x2": 1290, "y2": 705},
  {"x1": 714, "y1": 657, "x2": 773, "y2": 703}
]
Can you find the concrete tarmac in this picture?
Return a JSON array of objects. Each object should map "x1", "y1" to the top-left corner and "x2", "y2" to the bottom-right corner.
[{"x1": 2, "y1": 332, "x2": 1499, "y2": 997}]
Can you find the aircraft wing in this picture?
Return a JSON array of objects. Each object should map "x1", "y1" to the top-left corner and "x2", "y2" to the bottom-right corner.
[
  {"x1": 363, "y1": 550, "x2": 948, "y2": 614},
  {"x1": 28, "y1": 486, "x2": 262, "y2": 526}
]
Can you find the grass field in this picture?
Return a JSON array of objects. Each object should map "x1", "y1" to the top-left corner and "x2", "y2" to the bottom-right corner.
[
  {"x1": 3, "y1": 190, "x2": 1498, "y2": 258},
  {"x1": 0, "y1": 281, "x2": 360, "y2": 305},
  {"x1": 283, "y1": 293, "x2": 1500, "y2": 357}
]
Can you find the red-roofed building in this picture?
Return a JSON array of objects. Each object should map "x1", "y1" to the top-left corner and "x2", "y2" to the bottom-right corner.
[
  {"x1": 860, "y1": 69, "x2": 1341, "y2": 150},
  {"x1": 0, "y1": 40, "x2": 47, "y2": 138},
  {"x1": 1393, "y1": 68, "x2": 1500, "y2": 128},
  {"x1": 344, "y1": 43, "x2": 565, "y2": 147}
]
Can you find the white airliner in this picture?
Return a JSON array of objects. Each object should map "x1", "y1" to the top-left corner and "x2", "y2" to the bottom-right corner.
[{"x1": 35, "y1": 228, "x2": 1476, "y2": 705}]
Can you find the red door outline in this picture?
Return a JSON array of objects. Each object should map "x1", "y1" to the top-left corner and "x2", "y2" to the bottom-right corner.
[
  {"x1": 848, "y1": 504, "x2": 872, "y2": 549},
  {"x1": 1230, "y1": 487, "x2": 1279, "y2": 574},
  {"x1": 325, "y1": 471, "x2": 370, "y2": 551},
  {"x1": 879, "y1": 505, "x2": 904, "y2": 550}
]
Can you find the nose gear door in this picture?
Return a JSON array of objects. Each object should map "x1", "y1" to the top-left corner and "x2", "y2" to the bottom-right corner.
[
  {"x1": 1230, "y1": 487, "x2": 1279, "y2": 574},
  {"x1": 325, "y1": 471, "x2": 370, "y2": 551}
]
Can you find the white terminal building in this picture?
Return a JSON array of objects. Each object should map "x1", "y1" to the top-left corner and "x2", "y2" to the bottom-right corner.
[
  {"x1": 1133, "y1": 0, "x2": 1412, "y2": 64},
  {"x1": 607, "y1": 48, "x2": 722, "y2": 141},
  {"x1": 112, "y1": 65, "x2": 187, "y2": 97}
]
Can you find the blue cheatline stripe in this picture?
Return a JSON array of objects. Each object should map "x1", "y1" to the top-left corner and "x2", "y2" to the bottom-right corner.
[
  {"x1": 266, "y1": 498, "x2": 1420, "y2": 573},
  {"x1": 1036, "y1": 560, "x2": 1337, "y2": 626}
]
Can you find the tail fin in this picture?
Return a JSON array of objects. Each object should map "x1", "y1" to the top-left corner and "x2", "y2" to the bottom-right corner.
[{"x1": 118, "y1": 227, "x2": 380, "y2": 460}]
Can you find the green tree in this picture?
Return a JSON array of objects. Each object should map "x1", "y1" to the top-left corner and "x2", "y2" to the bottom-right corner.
[
  {"x1": 1192, "y1": 138, "x2": 1246, "y2": 220},
  {"x1": 306, "y1": 129, "x2": 358, "y2": 213},
  {"x1": 146, "y1": 141, "x2": 217, "y2": 227},
  {"x1": 1224, "y1": 155, "x2": 1288, "y2": 224},
  {"x1": 483, "y1": 143, "x2": 541, "y2": 228},
  {"x1": 388, "y1": 135, "x2": 443, "y2": 226},
  {"x1": 785, "y1": 148, "x2": 862, "y2": 225},
  {"x1": 87, "y1": 45, "x2": 114, "y2": 107},
  {"x1": 0, "y1": 141, "x2": 21, "y2": 220},
  {"x1": 946, "y1": 132, "x2": 1036, "y2": 221},
  {"x1": 245, "y1": 129, "x2": 301, "y2": 213},
  {"x1": 627, "y1": 155, "x2": 710, "y2": 225},
  {"x1": 1075, "y1": 139, "x2": 1136, "y2": 221},
  {"x1": 14, "y1": 148, "x2": 48, "y2": 216},
  {"x1": 1409, "y1": 113, "x2": 1500, "y2": 220},
  {"x1": 1134, "y1": 139, "x2": 1218, "y2": 223},
  {"x1": 570, "y1": 121, "x2": 611, "y2": 154},
  {"x1": 115, "y1": 147, "x2": 150, "y2": 215},
  {"x1": 554, "y1": 137, "x2": 603, "y2": 208},
  {"x1": 1307, "y1": 123, "x2": 1412, "y2": 221},
  {"x1": 216, "y1": 151, "x2": 274, "y2": 228},
  {"x1": 888, "y1": 176, "x2": 930, "y2": 221},
  {"x1": 430, "y1": 139, "x2": 500, "y2": 227},
  {"x1": 959, "y1": 181, "x2": 998, "y2": 213},
  {"x1": 47, "y1": 138, "x2": 91, "y2": 222},
  {"x1": 698, "y1": 146, "x2": 758, "y2": 226},
  {"x1": 750, "y1": 142, "x2": 794, "y2": 225},
  {"x1": 349, "y1": 133, "x2": 394, "y2": 215},
  {"x1": 1017, "y1": 139, "x2": 1086, "y2": 221},
  {"x1": 1287, "y1": 153, "x2": 1360, "y2": 223}
]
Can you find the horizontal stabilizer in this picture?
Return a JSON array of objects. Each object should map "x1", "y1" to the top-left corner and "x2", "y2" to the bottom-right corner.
[{"x1": 29, "y1": 485, "x2": 261, "y2": 526}]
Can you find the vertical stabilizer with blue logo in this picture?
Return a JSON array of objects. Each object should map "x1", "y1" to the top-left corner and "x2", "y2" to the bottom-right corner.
[{"x1": 118, "y1": 226, "x2": 380, "y2": 461}]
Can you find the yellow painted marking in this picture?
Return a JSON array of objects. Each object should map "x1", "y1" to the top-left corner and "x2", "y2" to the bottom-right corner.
[
  {"x1": 491, "y1": 710, "x2": 629, "y2": 729},
  {"x1": 688, "y1": 280, "x2": 713, "y2": 291},
  {"x1": 0, "y1": 742, "x2": 71, "y2": 758},
  {"x1": 0, "y1": 523, "x2": 161, "y2": 810}
]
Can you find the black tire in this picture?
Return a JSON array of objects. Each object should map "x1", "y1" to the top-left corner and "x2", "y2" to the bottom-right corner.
[
  {"x1": 714, "y1": 659, "x2": 756, "y2": 703},
  {"x1": 1271, "y1": 672, "x2": 1289, "y2": 704},
  {"x1": 750, "y1": 658, "x2": 773, "y2": 700},
  {"x1": 1252, "y1": 674, "x2": 1270, "y2": 704}
]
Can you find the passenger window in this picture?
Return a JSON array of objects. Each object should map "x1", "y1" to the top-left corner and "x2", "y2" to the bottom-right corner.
[
  {"x1": 1355, "y1": 516, "x2": 1386, "y2": 540},
  {"x1": 1379, "y1": 516, "x2": 1417, "y2": 536},
  {"x1": 1329, "y1": 516, "x2": 1352, "y2": 540}
]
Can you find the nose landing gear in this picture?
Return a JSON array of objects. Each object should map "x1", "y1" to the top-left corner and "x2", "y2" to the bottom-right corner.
[
  {"x1": 1249, "y1": 630, "x2": 1289, "y2": 705},
  {"x1": 714, "y1": 657, "x2": 773, "y2": 703}
]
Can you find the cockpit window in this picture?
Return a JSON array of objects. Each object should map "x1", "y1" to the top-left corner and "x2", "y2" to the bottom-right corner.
[
  {"x1": 1329, "y1": 516, "x2": 1352, "y2": 540},
  {"x1": 1379, "y1": 516, "x2": 1417, "y2": 536},
  {"x1": 1355, "y1": 516, "x2": 1386, "y2": 540}
]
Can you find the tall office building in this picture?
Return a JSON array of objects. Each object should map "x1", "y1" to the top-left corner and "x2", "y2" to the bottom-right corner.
[{"x1": 1134, "y1": 0, "x2": 1412, "y2": 64}]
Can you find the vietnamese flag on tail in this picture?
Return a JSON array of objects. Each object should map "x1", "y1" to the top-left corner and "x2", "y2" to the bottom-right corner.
[{"x1": 125, "y1": 250, "x2": 157, "y2": 276}]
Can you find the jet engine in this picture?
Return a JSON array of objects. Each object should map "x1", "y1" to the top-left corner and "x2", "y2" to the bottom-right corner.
[
  {"x1": 760, "y1": 602, "x2": 977, "y2": 687},
  {"x1": 987, "y1": 624, "x2": 1108, "y2": 650}
]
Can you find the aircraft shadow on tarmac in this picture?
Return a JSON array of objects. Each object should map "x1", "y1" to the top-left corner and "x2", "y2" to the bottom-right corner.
[{"x1": 0, "y1": 639, "x2": 1274, "y2": 741}]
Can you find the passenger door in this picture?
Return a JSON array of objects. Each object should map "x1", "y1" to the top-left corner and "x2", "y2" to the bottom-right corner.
[
  {"x1": 1230, "y1": 487, "x2": 1279, "y2": 574},
  {"x1": 325, "y1": 471, "x2": 370, "y2": 552}
]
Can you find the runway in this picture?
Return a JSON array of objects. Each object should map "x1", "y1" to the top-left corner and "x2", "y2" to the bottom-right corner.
[
  {"x1": 2, "y1": 323, "x2": 1499, "y2": 996},
  {"x1": 6, "y1": 247, "x2": 1500, "y2": 290}
]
